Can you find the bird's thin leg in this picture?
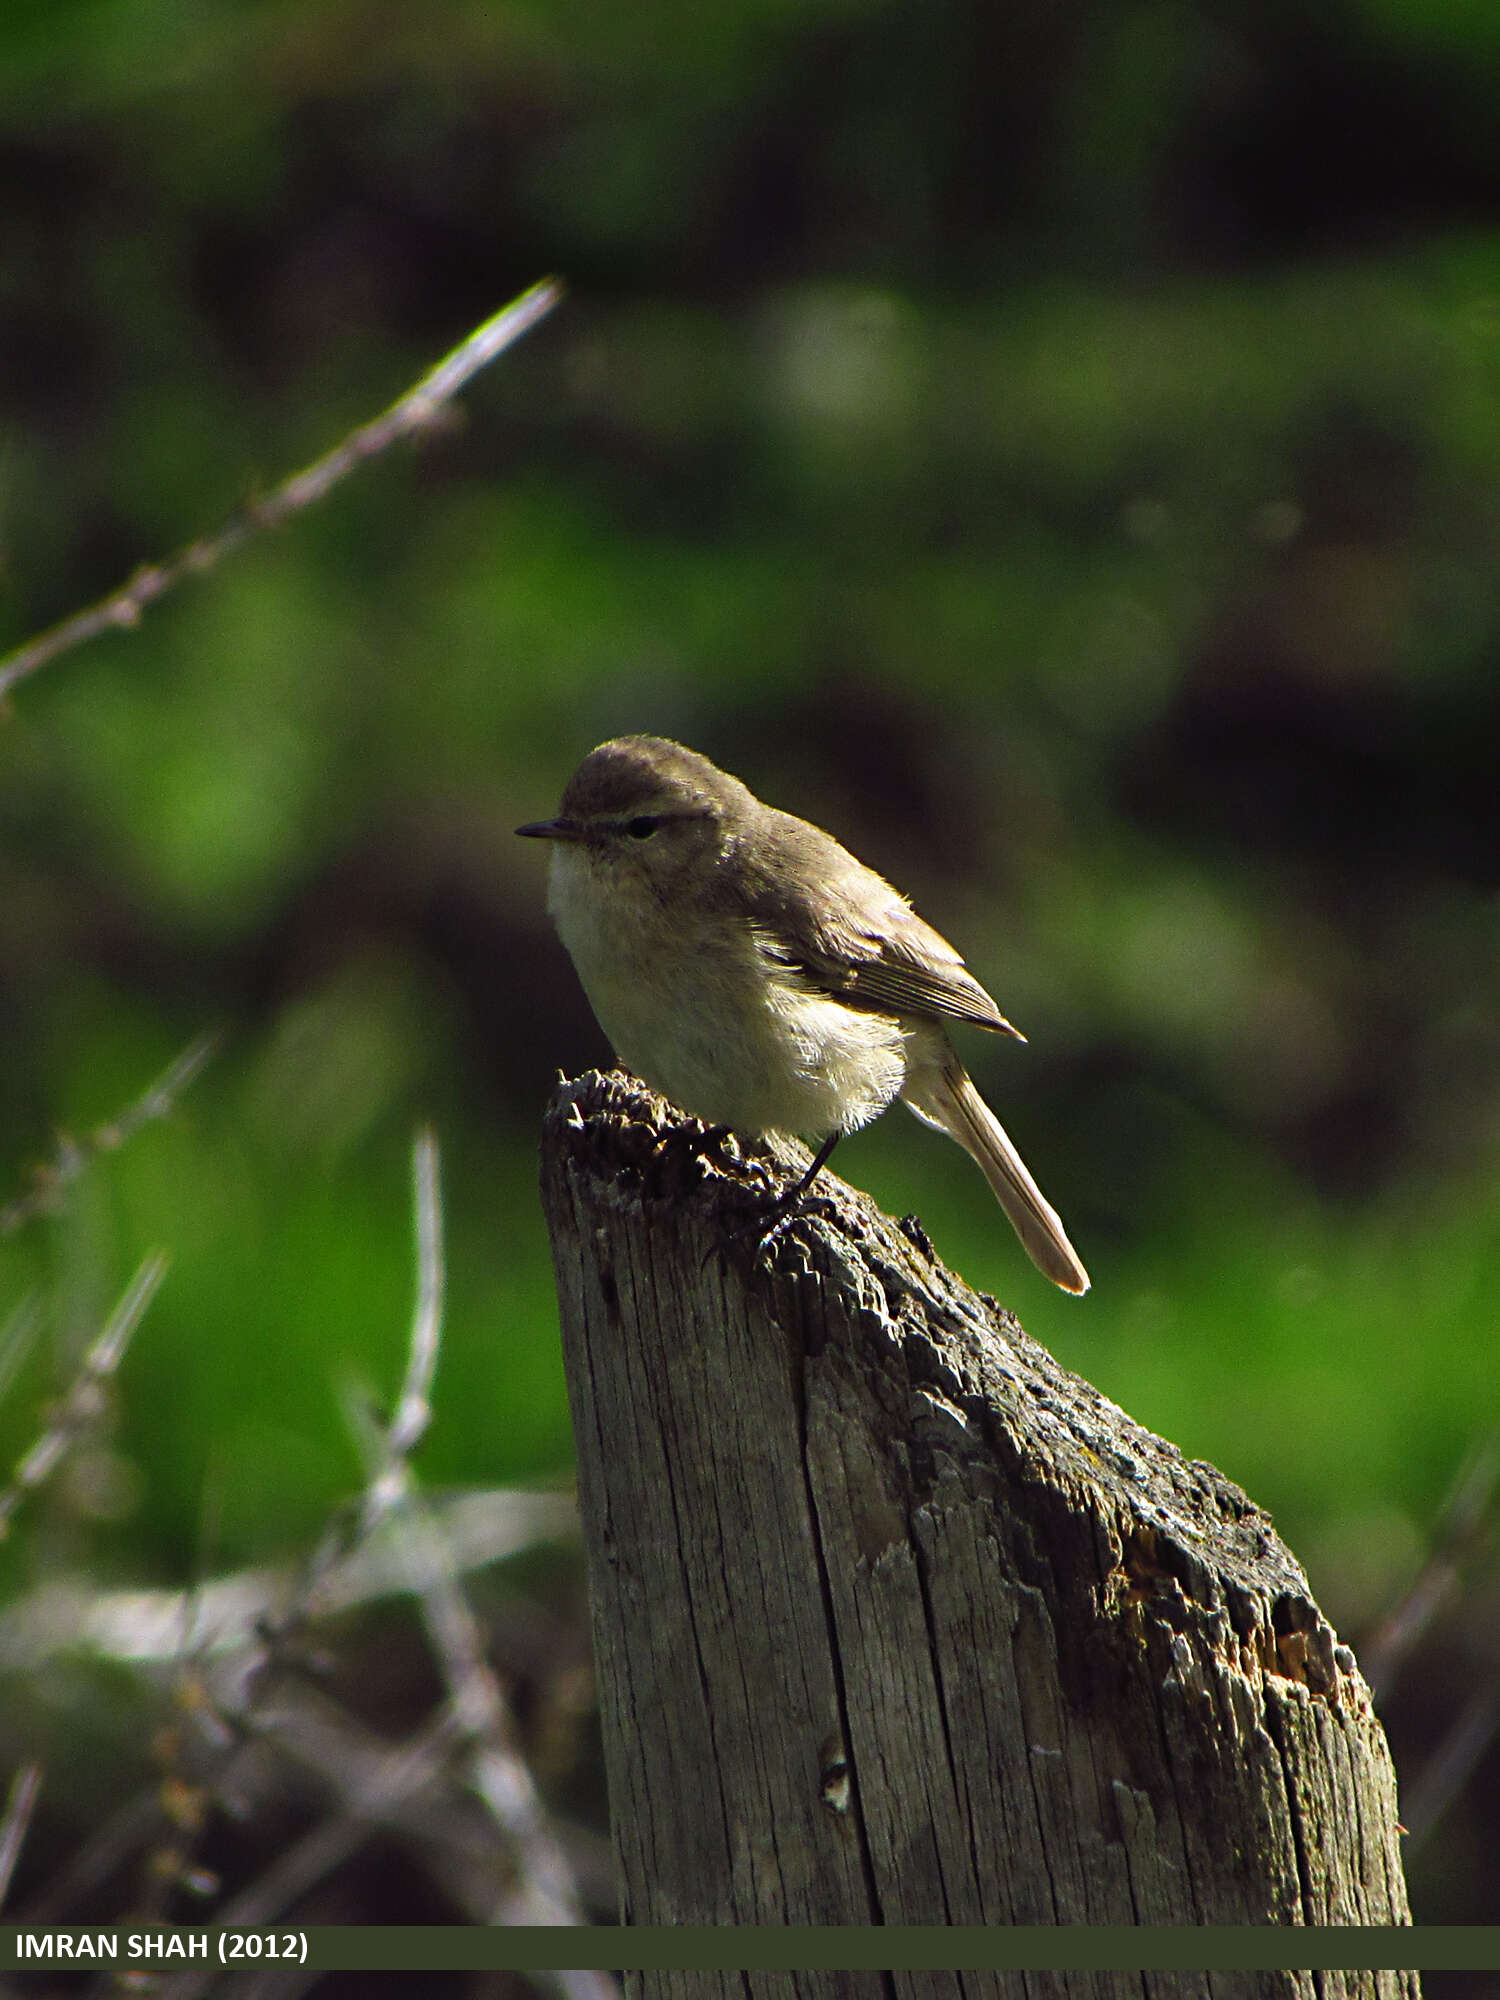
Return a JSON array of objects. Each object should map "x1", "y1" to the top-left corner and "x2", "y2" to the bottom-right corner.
[
  {"x1": 741, "y1": 1130, "x2": 842, "y2": 1261},
  {"x1": 786, "y1": 1130, "x2": 840, "y2": 1204},
  {"x1": 701, "y1": 1130, "x2": 844, "y2": 1270}
]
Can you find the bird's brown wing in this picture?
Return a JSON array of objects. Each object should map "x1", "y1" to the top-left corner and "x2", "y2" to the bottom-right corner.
[
  {"x1": 738, "y1": 810, "x2": 1025, "y2": 1039},
  {"x1": 830, "y1": 921, "x2": 1023, "y2": 1036}
]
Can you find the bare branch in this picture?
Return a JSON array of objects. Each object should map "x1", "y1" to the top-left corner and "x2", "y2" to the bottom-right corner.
[
  {"x1": 4, "y1": 1122, "x2": 596, "y2": 1955},
  {"x1": 0, "y1": 1252, "x2": 168, "y2": 1541},
  {"x1": 0, "y1": 277, "x2": 565, "y2": 703},
  {"x1": 1363, "y1": 1431, "x2": 1500, "y2": 1701},
  {"x1": 153, "y1": 1708, "x2": 473, "y2": 2000},
  {"x1": 0, "y1": 1488, "x2": 577, "y2": 1669},
  {"x1": 211, "y1": 1709, "x2": 467, "y2": 1928},
  {"x1": 0, "y1": 1298, "x2": 43, "y2": 1411},
  {"x1": 0, "y1": 1763, "x2": 42, "y2": 1913},
  {"x1": 12, "y1": 1789, "x2": 161, "y2": 1925},
  {"x1": 384, "y1": 1125, "x2": 444, "y2": 1464},
  {"x1": 333, "y1": 1126, "x2": 600, "y2": 1942},
  {"x1": 1404, "y1": 1682, "x2": 1500, "y2": 1848},
  {"x1": 349, "y1": 1124, "x2": 444, "y2": 1530},
  {"x1": 370, "y1": 1473, "x2": 590, "y2": 1927},
  {"x1": 0, "y1": 1029, "x2": 221, "y2": 1239}
]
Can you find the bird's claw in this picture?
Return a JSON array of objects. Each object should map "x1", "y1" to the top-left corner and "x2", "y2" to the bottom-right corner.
[{"x1": 709, "y1": 1179, "x2": 839, "y2": 1270}]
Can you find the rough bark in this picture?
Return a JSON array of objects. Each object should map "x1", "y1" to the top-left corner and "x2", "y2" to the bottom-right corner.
[{"x1": 539, "y1": 1069, "x2": 1416, "y2": 1999}]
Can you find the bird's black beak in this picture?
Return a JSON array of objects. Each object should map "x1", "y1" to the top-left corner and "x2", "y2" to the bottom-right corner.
[{"x1": 515, "y1": 817, "x2": 585, "y2": 841}]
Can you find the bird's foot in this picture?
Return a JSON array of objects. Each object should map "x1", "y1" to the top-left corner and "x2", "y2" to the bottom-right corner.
[
  {"x1": 715, "y1": 1132, "x2": 842, "y2": 1268},
  {"x1": 749, "y1": 1187, "x2": 840, "y2": 1263}
]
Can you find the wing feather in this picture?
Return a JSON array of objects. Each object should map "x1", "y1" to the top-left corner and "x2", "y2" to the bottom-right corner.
[{"x1": 735, "y1": 808, "x2": 1024, "y2": 1039}]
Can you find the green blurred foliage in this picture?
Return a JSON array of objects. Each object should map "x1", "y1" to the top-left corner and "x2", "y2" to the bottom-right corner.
[{"x1": 1, "y1": 0, "x2": 1499, "y2": 1918}]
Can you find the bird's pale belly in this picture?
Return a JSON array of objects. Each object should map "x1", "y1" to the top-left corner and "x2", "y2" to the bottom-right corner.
[
  {"x1": 603, "y1": 973, "x2": 909, "y2": 1139},
  {"x1": 549, "y1": 857, "x2": 908, "y2": 1139}
]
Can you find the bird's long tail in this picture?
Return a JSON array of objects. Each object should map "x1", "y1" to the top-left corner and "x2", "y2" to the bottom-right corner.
[{"x1": 902, "y1": 1054, "x2": 1090, "y2": 1295}]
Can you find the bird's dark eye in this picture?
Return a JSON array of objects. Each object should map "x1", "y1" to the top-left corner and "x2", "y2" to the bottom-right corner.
[{"x1": 625, "y1": 815, "x2": 660, "y2": 839}]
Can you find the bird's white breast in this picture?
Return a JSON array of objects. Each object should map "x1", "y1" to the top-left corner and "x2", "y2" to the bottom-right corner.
[{"x1": 547, "y1": 844, "x2": 908, "y2": 1139}]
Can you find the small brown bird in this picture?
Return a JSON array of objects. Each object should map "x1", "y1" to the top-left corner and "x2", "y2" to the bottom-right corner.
[{"x1": 518, "y1": 736, "x2": 1088, "y2": 1293}]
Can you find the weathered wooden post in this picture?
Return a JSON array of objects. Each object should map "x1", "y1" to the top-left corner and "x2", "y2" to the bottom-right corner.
[{"x1": 541, "y1": 1068, "x2": 1415, "y2": 1996}]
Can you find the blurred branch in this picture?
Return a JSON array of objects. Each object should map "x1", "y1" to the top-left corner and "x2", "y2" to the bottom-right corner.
[
  {"x1": 0, "y1": 1252, "x2": 167, "y2": 1542},
  {"x1": 0, "y1": 276, "x2": 565, "y2": 704},
  {"x1": 1362, "y1": 1432, "x2": 1500, "y2": 1702},
  {"x1": 208, "y1": 1709, "x2": 467, "y2": 1932},
  {"x1": 0, "y1": 1488, "x2": 576, "y2": 1670},
  {"x1": 0, "y1": 1297, "x2": 43, "y2": 1409},
  {"x1": 162, "y1": 1691, "x2": 606, "y2": 2000},
  {"x1": 0, "y1": 1763, "x2": 42, "y2": 1913},
  {"x1": 370, "y1": 1124, "x2": 444, "y2": 1483},
  {"x1": 341, "y1": 1131, "x2": 601, "y2": 1947},
  {"x1": 161, "y1": 1131, "x2": 451, "y2": 1675},
  {"x1": 139, "y1": 1129, "x2": 598, "y2": 1957},
  {"x1": 0, "y1": 1029, "x2": 222, "y2": 1239},
  {"x1": 1358, "y1": 1434, "x2": 1500, "y2": 1861},
  {"x1": 1403, "y1": 1682, "x2": 1500, "y2": 1851},
  {"x1": 14, "y1": 1788, "x2": 161, "y2": 1925},
  {"x1": 8, "y1": 1130, "x2": 599, "y2": 1959},
  {"x1": 350, "y1": 1447, "x2": 593, "y2": 1932},
  {"x1": 228, "y1": 1124, "x2": 453, "y2": 1649}
]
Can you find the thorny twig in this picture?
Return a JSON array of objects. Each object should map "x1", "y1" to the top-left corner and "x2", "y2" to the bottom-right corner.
[
  {"x1": 151, "y1": 1131, "x2": 599, "y2": 1968},
  {"x1": 8, "y1": 1129, "x2": 601, "y2": 1975},
  {"x1": 0, "y1": 1030, "x2": 222, "y2": 1239},
  {"x1": 342, "y1": 1133, "x2": 599, "y2": 1943},
  {"x1": 0, "y1": 278, "x2": 565, "y2": 703},
  {"x1": 0, "y1": 1253, "x2": 168, "y2": 1542},
  {"x1": 208, "y1": 1132, "x2": 451, "y2": 1663}
]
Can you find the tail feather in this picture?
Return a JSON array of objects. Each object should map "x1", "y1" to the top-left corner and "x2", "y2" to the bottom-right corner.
[{"x1": 902, "y1": 1059, "x2": 1090, "y2": 1296}]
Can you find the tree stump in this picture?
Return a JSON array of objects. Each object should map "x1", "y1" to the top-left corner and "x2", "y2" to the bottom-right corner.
[{"x1": 539, "y1": 1069, "x2": 1415, "y2": 1995}]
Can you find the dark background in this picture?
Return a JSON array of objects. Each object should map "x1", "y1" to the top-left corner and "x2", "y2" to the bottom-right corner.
[{"x1": 0, "y1": 0, "x2": 1496, "y2": 1947}]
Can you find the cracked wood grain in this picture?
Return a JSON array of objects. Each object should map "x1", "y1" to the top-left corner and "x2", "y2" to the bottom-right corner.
[{"x1": 539, "y1": 1069, "x2": 1417, "y2": 2000}]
